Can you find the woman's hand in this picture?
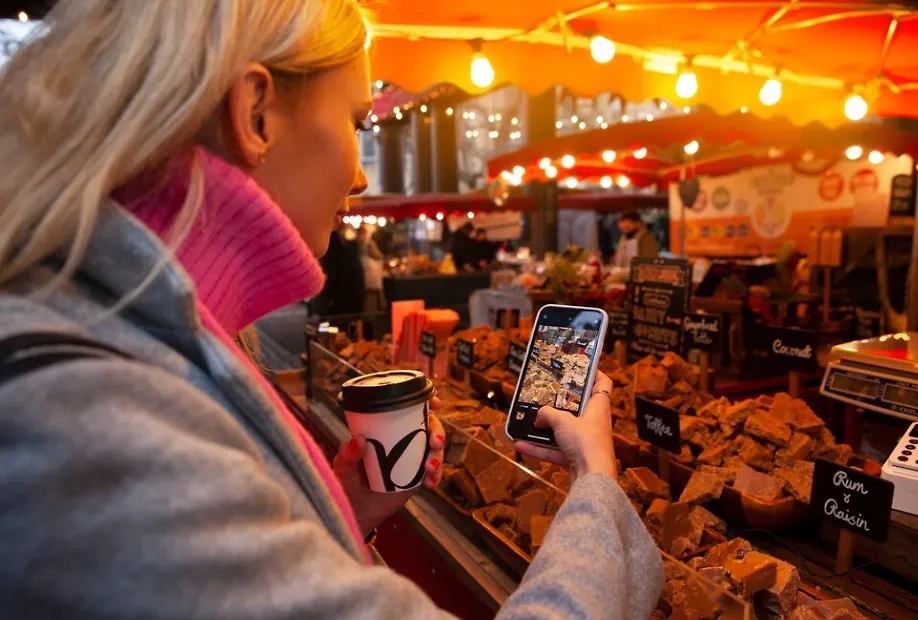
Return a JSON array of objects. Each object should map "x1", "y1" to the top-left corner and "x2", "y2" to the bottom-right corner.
[
  {"x1": 333, "y1": 400, "x2": 445, "y2": 537},
  {"x1": 514, "y1": 372, "x2": 617, "y2": 482}
]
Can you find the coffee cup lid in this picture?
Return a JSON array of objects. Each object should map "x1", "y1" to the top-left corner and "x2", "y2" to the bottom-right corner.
[{"x1": 337, "y1": 369, "x2": 434, "y2": 414}]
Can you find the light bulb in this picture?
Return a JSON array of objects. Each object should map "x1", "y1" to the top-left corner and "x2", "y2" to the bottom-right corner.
[
  {"x1": 633, "y1": 147, "x2": 648, "y2": 160},
  {"x1": 845, "y1": 94, "x2": 868, "y2": 121},
  {"x1": 845, "y1": 145, "x2": 863, "y2": 160},
  {"x1": 446, "y1": 107, "x2": 454, "y2": 116},
  {"x1": 590, "y1": 35, "x2": 616, "y2": 64},
  {"x1": 684, "y1": 140, "x2": 699, "y2": 155},
  {"x1": 365, "y1": 215, "x2": 377, "y2": 225},
  {"x1": 600, "y1": 176, "x2": 613, "y2": 189},
  {"x1": 372, "y1": 125, "x2": 380, "y2": 134},
  {"x1": 18, "y1": 11, "x2": 28, "y2": 22},
  {"x1": 538, "y1": 157, "x2": 551, "y2": 170},
  {"x1": 467, "y1": 212, "x2": 475, "y2": 219},
  {"x1": 564, "y1": 177, "x2": 578, "y2": 189},
  {"x1": 868, "y1": 150, "x2": 884, "y2": 165},
  {"x1": 617, "y1": 175, "x2": 631, "y2": 189},
  {"x1": 513, "y1": 165, "x2": 525, "y2": 177},
  {"x1": 420, "y1": 104, "x2": 428, "y2": 113},
  {"x1": 419, "y1": 213, "x2": 427, "y2": 221},
  {"x1": 555, "y1": 121, "x2": 563, "y2": 129},
  {"x1": 675, "y1": 70, "x2": 698, "y2": 99},
  {"x1": 545, "y1": 165, "x2": 558, "y2": 179},
  {"x1": 378, "y1": 217, "x2": 387, "y2": 227},
  {"x1": 759, "y1": 78, "x2": 782, "y2": 106},
  {"x1": 740, "y1": 106, "x2": 749, "y2": 114},
  {"x1": 436, "y1": 212, "x2": 444, "y2": 221},
  {"x1": 561, "y1": 154, "x2": 575, "y2": 169},
  {"x1": 511, "y1": 117, "x2": 519, "y2": 125},
  {"x1": 470, "y1": 52, "x2": 495, "y2": 89},
  {"x1": 602, "y1": 150, "x2": 616, "y2": 163}
]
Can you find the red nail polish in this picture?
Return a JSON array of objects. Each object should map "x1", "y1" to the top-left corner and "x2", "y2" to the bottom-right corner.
[
  {"x1": 430, "y1": 458, "x2": 440, "y2": 470},
  {"x1": 349, "y1": 437, "x2": 360, "y2": 451},
  {"x1": 436, "y1": 434, "x2": 445, "y2": 444}
]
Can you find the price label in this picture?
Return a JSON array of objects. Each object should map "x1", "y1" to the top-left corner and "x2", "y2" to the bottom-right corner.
[
  {"x1": 636, "y1": 397, "x2": 681, "y2": 453},
  {"x1": 809, "y1": 459, "x2": 894, "y2": 543},
  {"x1": 457, "y1": 339, "x2": 475, "y2": 369},
  {"x1": 683, "y1": 313, "x2": 723, "y2": 353},
  {"x1": 765, "y1": 326, "x2": 818, "y2": 373},
  {"x1": 506, "y1": 341, "x2": 526, "y2": 375},
  {"x1": 419, "y1": 331, "x2": 436, "y2": 358}
]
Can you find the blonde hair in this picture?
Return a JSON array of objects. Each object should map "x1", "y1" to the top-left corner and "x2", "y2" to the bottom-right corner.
[{"x1": 0, "y1": 0, "x2": 368, "y2": 295}]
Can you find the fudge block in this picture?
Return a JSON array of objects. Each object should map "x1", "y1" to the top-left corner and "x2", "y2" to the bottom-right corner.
[
  {"x1": 723, "y1": 550, "x2": 778, "y2": 598},
  {"x1": 704, "y1": 538, "x2": 753, "y2": 567},
  {"x1": 447, "y1": 427, "x2": 499, "y2": 476},
  {"x1": 776, "y1": 432, "x2": 814, "y2": 467},
  {"x1": 550, "y1": 471, "x2": 571, "y2": 493},
  {"x1": 698, "y1": 566, "x2": 728, "y2": 587},
  {"x1": 443, "y1": 466, "x2": 482, "y2": 507},
  {"x1": 756, "y1": 557, "x2": 800, "y2": 616},
  {"x1": 515, "y1": 489, "x2": 549, "y2": 533},
  {"x1": 718, "y1": 399, "x2": 756, "y2": 431},
  {"x1": 645, "y1": 498, "x2": 670, "y2": 528},
  {"x1": 734, "y1": 465, "x2": 785, "y2": 501},
  {"x1": 698, "y1": 439, "x2": 733, "y2": 467},
  {"x1": 613, "y1": 418, "x2": 640, "y2": 441},
  {"x1": 661, "y1": 351, "x2": 692, "y2": 383},
  {"x1": 791, "y1": 402, "x2": 826, "y2": 434},
  {"x1": 663, "y1": 502, "x2": 704, "y2": 555},
  {"x1": 474, "y1": 458, "x2": 515, "y2": 504},
  {"x1": 635, "y1": 362, "x2": 669, "y2": 398},
  {"x1": 690, "y1": 505, "x2": 727, "y2": 533},
  {"x1": 483, "y1": 502, "x2": 515, "y2": 525},
  {"x1": 696, "y1": 397, "x2": 730, "y2": 420},
  {"x1": 822, "y1": 443, "x2": 854, "y2": 466},
  {"x1": 745, "y1": 412, "x2": 792, "y2": 447},
  {"x1": 686, "y1": 556, "x2": 707, "y2": 571},
  {"x1": 488, "y1": 423, "x2": 516, "y2": 458},
  {"x1": 699, "y1": 464, "x2": 740, "y2": 485},
  {"x1": 775, "y1": 465, "x2": 814, "y2": 504},
  {"x1": 679, "y1": 472, "x2": 726, "y2": 504},
  {"x1": 674, "y1": 444, "x2": 695, "y2": 464},
  {"x1": 624, "y1": 467, "x2": 671, "y2": 505},
  {"x1": 681, "y1": 416, "x2": 712, "y2": 449},
  {"x1": 735, "y1": 435, "x2": 776, "y2": 472},
  {"x1": 530, "y1": 515, "x2": 553, "y2": 553}
]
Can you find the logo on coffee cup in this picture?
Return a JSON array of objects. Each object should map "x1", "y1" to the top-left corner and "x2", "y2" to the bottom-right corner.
[{"x1": 364, "y1": 402, "x2": 430, "y2": 493}]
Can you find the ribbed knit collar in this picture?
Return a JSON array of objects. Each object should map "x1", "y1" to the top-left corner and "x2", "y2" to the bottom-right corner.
[{"x1": 117, "y1": 146, "x2": 326, "y2": 334}]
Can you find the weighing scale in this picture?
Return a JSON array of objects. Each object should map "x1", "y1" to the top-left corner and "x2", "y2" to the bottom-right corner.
[{"x1": 820, "y1": 333, "x2": 918, "y2": 515}]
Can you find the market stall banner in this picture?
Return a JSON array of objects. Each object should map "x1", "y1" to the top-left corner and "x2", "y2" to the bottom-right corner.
[{"x1": 669, "y1": 156, "x2": 914, "y2": 257}]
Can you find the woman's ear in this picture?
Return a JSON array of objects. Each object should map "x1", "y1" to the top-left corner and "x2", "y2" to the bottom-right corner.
[{"x1": 224, "y1": 63, "x2": 278, "y2": 168}]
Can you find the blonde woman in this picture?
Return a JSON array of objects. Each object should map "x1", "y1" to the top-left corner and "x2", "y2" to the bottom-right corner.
[{"x1": 0, "y1": 2, "x2": 661, "y2": 618}]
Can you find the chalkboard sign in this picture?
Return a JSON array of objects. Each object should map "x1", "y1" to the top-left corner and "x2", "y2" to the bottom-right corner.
[
  {"x1": 506, "y1": 341, "x2": 526, "y2": 375},
  {"x1": 550, "y1": 359, "x2": 563, "y2": 373},
  {"x1": 636, "y1": 397, "x2": 682, "y2": 453},
  {"x1": 854, "y1": 307, "x2": 882, "y2": 341},
  {"x1": 683, "y1": 313, "x2": 722, "y2": 353},
  {"x1": 495, "y1": 308, "x2": 521, "y2": 330},
  {"x1": 419, "y1": 331, "x2": 436, "y2": 358},
  {"x1": 608, "y1": 309, "x2": 629, "y2": 341},
  {"x1": 626, "y1": 257, "x2": 691, "y2": 362},
  {"x1": 889, "y1": 173, "x2": 915, "y2": 218},
  {"x1": 809, "y1": 459, "x2": 895, "y2": 543},
  {"x1": 457, "y1": 339, "x2": 475, "y2": 369},
  {"x1": 764, "y1": 326, "x2": 818, "y2": 373}
]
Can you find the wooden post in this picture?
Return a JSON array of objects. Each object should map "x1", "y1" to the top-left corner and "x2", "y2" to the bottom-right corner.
[
  {"x1": 615, "y1": 340, "x2": 627, "y2": 367},
  {"x1": 658, "y1": 449, "x2": 671, "y2": 484},
  {"x1": 503, "y1": 306, "x2": 513, "y2": 331},
  {"x1": 355, "y1": 320, "x2": 364, "y2": 342},
  {"x1": 835, "y1": 529, "x2": 856, "y2": 579},
  {"x1": 788, "y1": 370, "x2": 801, "y2": 398},
  {"x1": 823, "y1": 267, "x2": 832, "y2": 325},
  {"x1": 699, "y1": 351, "x2": 710, "y2": 394}
]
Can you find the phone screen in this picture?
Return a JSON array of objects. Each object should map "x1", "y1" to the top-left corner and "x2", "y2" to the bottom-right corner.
[{"x1": 506, "y1": 306, "x2": 606, "y2": 447}]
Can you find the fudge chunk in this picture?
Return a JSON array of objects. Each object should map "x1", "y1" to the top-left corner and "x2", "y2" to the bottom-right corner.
[
  {"x1": 515, "y1": 489, "x2": 548, "y2": 534},
  {"x1": 791, "y1": 402, "x2": 826, "y2": 434},
  {"x1": 698, "y1": 566, "x2": 728, "y2": 587},
  {"x1": 745, "y1": 412, "x2": 792, "y2": 447},
  {"x1": 474, "y1": 458, "x2": 515, "y2": 504},
  {"x1": 446, "y1": 427, "x2": 499, "y2": 476},
  {"x1": 734, "y1": 465, "x2": 785, "y2": 501},
  {"x1": 699, "y1": 464, "x2": 740, "y2": 485},
  {"x1": 775, "y1": 465, "x2": 814, "y2": 504},
  {"x1": 530, "y1": 515, "x2": 553, "y2": 553},
  {"x1": 776, "y1": 432, "x2": 814, "y2": 467},
  {"x1": 681, "y1": 416, "x2": 712, "y2": 448},
  {"x1": 704, "y1": 538, "x2": 753, "y2": 567},
  {"x1": 488, "y1": 423, "x2": 516, "y2": 458},
  {"x1": 698, "y1": 439, "x2": 733, "y2": 467},
  {"x1": 735, "y1": 435, "x2": 776, "y2": 472},
  {"x1": 663, "y1": 502, "x2": 704, "y2": 555},
  {"x1": 624, "y1": 467, "x2": 671, "y2": 505},
  {"x1": 757, "y1": 557, "x2": 800, "y2": 616},
  {"x1": 645, "y1": 498, "x2": 670, "y2": 529},
  {"x1": 723, "y1": 550, "x2": 778, "y2": 598},
  {"x1": 679, "y1": 472, "x2": 726, "y2": 504},
  {"x1": 443, "y1": 466, "x2": 482, "y2": 506},
  {"x1": 635, "y1": 362, "x2": 669, "y2": 398},
  {"x1": 690, "y1": 505, "x2": 727, "y2": 533}
]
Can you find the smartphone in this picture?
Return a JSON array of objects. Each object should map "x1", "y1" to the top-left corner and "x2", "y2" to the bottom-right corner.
[{"x1": 505, "y1": 304, "x2": 609, "y2": 448}]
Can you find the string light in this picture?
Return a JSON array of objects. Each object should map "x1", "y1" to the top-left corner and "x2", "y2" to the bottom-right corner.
[
  {"x1": 500, "y1": 170, "x2": 513, "y2": 181},
  {"x1": 513, "y1": 165, "x2": 525, "y2": 176},
  {"x1": 16, "y1": 10, "x2": 28, "y2": 22},
  {"x1": 511, "y1": 117, "x2": 519, "y2": 125},
  {"x1": 468, "y1": 212, "x2": 475, "y2": 219},
  {"x1": 600, "y1": 122, "x2": 609, "y2": 129},
  {"x1": 370, "y1": 114, "x2": 378, "y2": 123},
  {"x1": 564, "y1": 177, "x2": 579, "y2": 189},
  {"x1": 488, "y1": 114, "x2": 495, "y2": 123},
  {"x1": 538, "y1": 157, "x2": 552, "y2": 169},
  {"x1": 488, "y1": 130, "x2": 499, "y2": 139},
  {"x1": 602, "y1": 150, "x2": 616, "y2": 163},
  {"x1": 683, "y1": 106, "x2": 691, "y2": 114},
  {"x1": 590, "y1": 35, "x2": 616, "y2": 64},
  {"x1": 373, "y1": 125, "x2": 381, "y2": 134},
  {"x1": 571, "y1": 115, "x2": 579, "y2": 123},
  {"x1": 555, "y1": 120, "x2": 563, "y2": 129},
  {"x1": 740, "y1": 106, "x2": 749, "y2": 114},
  {"x1": 646, "y1": 114, "x2": 654, "y2": 122},
  {"x1": 446, "y1": 107, "x2": 454, "y2": 116},
  {"x1": 759, "y1": 78, "x2": 782, "y2": 106},
  {"x1": 633, "y1": 147, "x2": 648, "y2": 159},
  {"x1": 495, "y1": 113, "x2": 502, "y2": 121},
  {"x1": 436, "y1": 212, "x2": 444, "y2": 221},
  {"x1": 375, "y1": 80, "x2": 384, "y2": 89},
  {"x1": 845, "y1": 145, "x2": 863, "y2": 160},
  {"x1": 675, "y1": 69, "x2": 698, "y2": 99},
  {"x1": 545, "y1": 165, "x2": 558, "y2": 179},
  {"x1": 622, "y1": 114, "x2": 630, "y2": 122},
  {"x1": 365, "y1": 215, "x2": 377, "y2": 225},
  {"x1": 420, "y1": 104, "x2": 428, "y2": 113},
  {"x1": 578, "y1": 122, "x2": 586, "y2": 130},
  {"x1": 394, "y1": 111, "x2": 403, "y2": 120},
  {"x1": 561, "y1": 154, "x2": 575, "y2": 168},
  {"x1": 868, "y1": 150, "x2": 884, "y2": 164},
  {"x1": 660, "y1": 101, "x2": 669, "y2": 110},
  {"x1": 845, "y1": 93, "x2": 868, "y2": 121},
  {"x1": 684, "y1": 140, "x2": 699, "y2": 155},
  {"x1": 419, "y1": 213, "x2": 427, "y2": 221},
  {"x1": 617, "y1": 175, "x2": 631, "y2": 188},
  {"x1": 378, "y1": 217, "x2": 387, "y2": 227},
  {"x1": 470, "y1": 40, "x2": 495, "y2": 89},
  {"x1": 600, "y1": 176, "x2": 613, "y2": 189}
]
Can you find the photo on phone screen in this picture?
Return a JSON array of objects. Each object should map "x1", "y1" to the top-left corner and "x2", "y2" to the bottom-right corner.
[{"x1": 505, "y1": 305, "x2": 608, "y2": 447}]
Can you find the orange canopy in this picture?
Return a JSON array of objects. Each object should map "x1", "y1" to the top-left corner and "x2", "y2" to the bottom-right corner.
[{"x1": 366, "y1": 1, "x2": 918, "y2": 126}]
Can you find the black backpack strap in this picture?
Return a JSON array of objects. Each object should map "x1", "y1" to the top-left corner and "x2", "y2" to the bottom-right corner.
[{"x1": 0, "y1": 332, "x2": 131, "y2": 387}]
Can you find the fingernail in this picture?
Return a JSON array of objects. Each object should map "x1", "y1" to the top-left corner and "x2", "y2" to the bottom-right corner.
[
  {"x1": 436, "y1": 434, "x2": 445, "y2": 444},
  {"x1": 430, "y1": 458, "x2": 440, "y2": 470},
  {"x1": 349, "y1": 437, "x2": 360, "y2": 451}
]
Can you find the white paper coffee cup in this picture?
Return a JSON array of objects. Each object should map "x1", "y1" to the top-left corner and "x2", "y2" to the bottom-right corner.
[{"x1": 338, "y1": 370, "x2": 434, "y2": 493}]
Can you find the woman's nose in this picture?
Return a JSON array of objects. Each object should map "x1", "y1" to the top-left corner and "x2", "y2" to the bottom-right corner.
[{"x1": 350, "y1": 167, "x2": 368, "y2": 196}]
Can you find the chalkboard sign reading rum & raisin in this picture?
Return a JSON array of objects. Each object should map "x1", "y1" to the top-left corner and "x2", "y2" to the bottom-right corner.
[
  {"x1": 636, "y1": 397, "x2": 682, "y2": 454},
  {"x1": 626, "y1": 257, "x2": 691, "y2": 362},
  {"x1": 682, "y1": 313, "x2": 722, "y2": 353},
  {"x1": 765, "y1": 326, "x2": 818, "y2": 374},
  {"x1": 809, "y1": 459, "x2": 895, "y2": 543},
  {"x1": 506, "y1": 341, "x2": 526, "y2": 375},
  {"x1": 457, "y1": 339, "x2": 476, "y2": 369}
]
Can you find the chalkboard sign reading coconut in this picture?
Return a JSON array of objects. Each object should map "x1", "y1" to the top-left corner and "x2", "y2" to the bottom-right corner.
[
  {"x1": 810, "y1": 459, "x2": 894, "y2": 544},
  {"x1": 765, "y1": 326, "x2": 818, "y2": 374},
  {"x1": 626, "y1": 257, "x2": 691, "y2": 362}
]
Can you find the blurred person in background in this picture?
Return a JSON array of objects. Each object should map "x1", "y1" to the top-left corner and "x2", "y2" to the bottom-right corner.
[
  {"x1": 0, "y1": 1, "x2": 661, "y2": 617},
  {"x1": 612, "y1": 211, "x2": 659, "y2": 267},
  {"x1": 357, "y1": 224, "x2": 385, "y2": 313},
  {"x1": 473, "y1": 227, "x2": 497, "y2": 268},
  {"x1": 312, "y1": 221, "x2": 365, "y2": 316}
]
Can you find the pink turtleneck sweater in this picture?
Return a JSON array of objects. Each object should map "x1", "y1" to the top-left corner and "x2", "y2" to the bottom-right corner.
[{"x1": 120, "y1": 147, "x2": 367, "y2": 558}]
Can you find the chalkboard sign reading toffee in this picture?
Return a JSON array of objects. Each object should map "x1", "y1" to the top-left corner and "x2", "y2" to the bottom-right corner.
[
  {"x1": 626, "y1": 257, "x2": 691, "y2": 362},
  {"x1": 809, "y1": 459, "x2": 895, "y2": 543},
  {"x1": 682, "y1": 313, "x2": 722, "y2": 353},
  {"x1": 506, "y1": 341, "x2": 526, "y2": 375},
  {"x1": 419, "y1": 331, "x2": 436, "y2": 358},
  {"x1": 457, "y1": 339, "x2": 476, "y2": 369},
  {"x1": 764, "y1": 326, "x2": 818, "y2": 373},
  {"x1": 636, "y1": 397, "x2": 682, "y2": 453}
]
